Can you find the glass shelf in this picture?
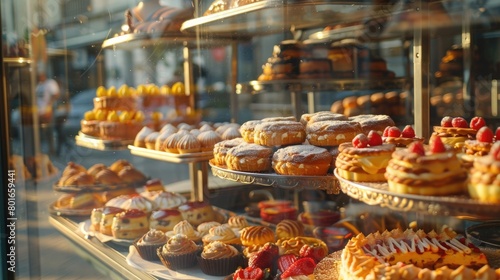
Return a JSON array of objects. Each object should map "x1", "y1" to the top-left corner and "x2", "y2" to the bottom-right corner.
[
  {"x1": 182, "y1": 0, "x2": 394, "y2": 38},
  {"x1": 128, "y1": 145, "x2": 213, "y2": 164},
  {"x1": 75, "y1": 132, "x2": 132, "y2": 151},
  {"x1": 210, "y1": 162, "x2": 340, "y2": 194},
  {"x1": 236, "y1": 78, "x2": 408, "y2": 94},
  {"x1": 335, "y1": 169, "x2": 500, "y2": 220}
]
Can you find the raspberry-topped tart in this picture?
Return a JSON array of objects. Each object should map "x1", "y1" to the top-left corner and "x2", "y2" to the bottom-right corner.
[
  {"x1": 314, "y1": 226, "x2": 500, "y2": 280},
  {"x1": 385, "y1": 135, "x2": 467, "y2": 195},
  {"x1": 461, "y1": 126, "x2": 496, "y2": 169},
  {"x1": 335, "y1": 131, "x2": 395, "y2": 182},
  {"x1": 468, "y1": 141, "x2": 500, "y2": 203},
  {"x1": 382, "y1": 125, "x2": 424, "y2": 147},
  {"x1": 433, "y1": 116, "x2": 485, "y2": 150}
]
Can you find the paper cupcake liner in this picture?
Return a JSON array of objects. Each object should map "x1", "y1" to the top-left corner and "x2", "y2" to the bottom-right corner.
[
  {"x1": 197, "y1": 254, "x2": 244, "y2": 276},
  {"x1": 157, "y1": 247, "x2": 200, "y2": 270}
]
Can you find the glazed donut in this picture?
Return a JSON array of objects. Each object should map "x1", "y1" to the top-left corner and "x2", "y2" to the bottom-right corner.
[
  {"x1": 348, "y1": 114, "x2": 395, "y2": 135},
  {"x1": 225, "y1": 143, "x2": 273, "y2": 172},
  {"x1": 254, "y1": 120, "x2": 306, "y2": 147},
  {"x1": 306, "y1": 120, "x2": 362, "y2": 147},
  {"x1": 272, "y1": 144, "x2": 332, "y2": 176},
  {"x1": 239, "y1": 120, "x2": 262, "y2": 143},
  {"x1": 212, "y1": 138, "x2": 245, "y2": 167}
]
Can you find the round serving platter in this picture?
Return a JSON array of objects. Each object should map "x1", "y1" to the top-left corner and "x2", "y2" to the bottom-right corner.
[
  {"x1": 334, "y1": 169, "x2": 500, "y2": 220},
  {"x1": 209, "y1": 162, "x2": 340, "y2": 194}
]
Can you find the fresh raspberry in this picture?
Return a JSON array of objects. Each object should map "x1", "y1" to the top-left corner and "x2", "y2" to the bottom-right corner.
[
  {"x1": 387, "y1": 126, "x2": 401, "y2": 137},
  {"x1": 408, "y1": 141, "x2": 425, "y2": 156},
  {"x1": 352, "y1": 134, "x2": 368, "y2": 148},
  {"x1": 470, "y1": 116, "x2": 486, "y2": 130},
  {"x1": 429, "y1": 135, "x2": 446, "y2": 153},
  {"x1": 367, "y1": 130, "x2": 383, "y2": 146},
  {"x1": 382, "y1": 126, "x2": 391, "y2": 137},
  {"x1": 451, "y1": 117, "x2": 468, "y2": 128},
  {"x1": 476, "y1": 126, "x2": 494, "y2": 143},
  {"x1": 496, "y1": 127, "x2": 500, "y2": 141},
  {"x1": 401, "y1": 125, "x2": 416, "y2": 138},
  {"x1": 440, "y1": 116, "x2": 453, "y2": 127},
  {"x1": 490, "y1": 142, "x2": 500, "y2": 160}
]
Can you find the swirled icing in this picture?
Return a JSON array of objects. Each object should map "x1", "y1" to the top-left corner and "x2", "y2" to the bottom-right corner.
[
  {"x1": 201, "y1": 241, "x2": 239, "y2": 259},
  {"x1": 161, "y1": 234, "x2": 198, "y2": 255},
  {"x1": 166, "y1": 220, "x2": 202, "y2": 242}
]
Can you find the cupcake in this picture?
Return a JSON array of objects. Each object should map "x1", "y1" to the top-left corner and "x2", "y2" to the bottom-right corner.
[
  {"x1": 157, "y1": 234, "x2": 201, "y2": 270},
  {"x1": 134, "y1": 229, "x2": 168, "y2": 261},
  {"x1": 197, "y1": 241, "x2": 243, "y2": 276}
]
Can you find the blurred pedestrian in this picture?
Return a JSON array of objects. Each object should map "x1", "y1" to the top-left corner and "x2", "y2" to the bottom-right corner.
[{"x1": 36, "y1": 70, "x2": 60, "y2": 154}]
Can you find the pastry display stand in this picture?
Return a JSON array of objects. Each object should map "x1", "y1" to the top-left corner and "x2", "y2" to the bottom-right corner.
[
  {"x1": 209, "y1": 162, "x2": 341, "y2": 210},
  {"x1": 128, "y1": 145, "x2": 213, "y2": 201},
  {"x1": 334, "y1": 169, "x2": 500, "y2": 221},
  {"x1": 75, "y1": 132, "x2": 133, "y2": 151}
]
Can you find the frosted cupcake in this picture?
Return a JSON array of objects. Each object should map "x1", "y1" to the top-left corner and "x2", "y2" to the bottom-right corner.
[
  {"x1": 134, "y1": 229, "x2": 168, "y2": 261},
  {"x1": 157, "y1": 233, "x2": 201, "y2": 270},
  {"x1": 197, "y1": 241, "x2": 243, "y2": 276},
  {"x1": 165, "y1": 220, "x2": 202, "y2": 243}
]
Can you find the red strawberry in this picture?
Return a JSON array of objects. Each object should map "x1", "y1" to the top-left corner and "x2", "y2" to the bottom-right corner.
[
  {"x1": 401, "y1": 125, "x2": 416, "y2": 138},
  {"x1": 352, "y1": 133, "x2": 368, "y2": 148},
  {"x1": 281, "y1": 257, "x2": 316, "y2": 278},
  {"x1": 382, "y1": 126, "x2": 391, "y2": 137},
  {"x1": 495, "y1": 127, "x2": 500, "y2": 141},
  {"x1": 367, "y1": 130, "x2": 383, "y2": 146},
  {"x1": 277, "y1": 254, "x2": 297, "y2": 273},
  {"x1": 248, "y1": 243, "x2": 278, "y2": 270},
  {"x1": 470, "y1": 116, "x2": 486, "y2": 130},
  {"x1": 408, "y1": 141, "x2": 425, "y2": 156},
  {"x1": 490, "y1": 142, "x2": 500, "y2": 160},
  {"x1": 299, "y1": 244, "x2": 327, "y2": 263},
  {"x1": 452, "y1": 117, "x2": 468, "y2": 128},
  {"x1": 441, "y1": 116, "x2": 453, "y2": 127},
  {"x1": 476, "y1": 127, "x2": 494, "y2": 143},
  {"x1": 429, "y1": 135, "x2": 446, "y2": 153},
  {"x1": 233, "y1": 267, "x2": 264, "y2": 280},
  {"x1": 387, "y1": 126, "x2": 401, "y2": 137}
]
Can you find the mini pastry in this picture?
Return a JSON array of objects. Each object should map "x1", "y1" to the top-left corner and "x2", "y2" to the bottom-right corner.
[
  {"x1": 253, "y1": 120, "x2": 306, "y2": 147},
  {"x1": 468, "y1": 141, "x2": 500, "y2": 203},
  {"x1": 144, "y1": 190, "x2": 187, "y2": 209},
  {"x1": 382, "y1": 125, "x2": 424, "y2": 147},
  {"x1": 134, "y1": 126, "x2": 155, "y2": 148},
  {"x1": 176, "y1": 133, "x2": 201, "y2": 154},
  {"x1": 109, "y1": 159, "x2": 132, "y2": 173},
  {"x1": 105, "y1": 194, "x2": 154, "y2": 213},
  {"x1": 111, "y1": 209, "x2": 149, "y2": 240},
  {"x1": 157, "y1": 233, "x2": 201, "y2": 270},
  {"x1": 197, "y1": 130, "x2": 222, "y2": 152},
  {"x1": 197, "y1": 221, "x2": 221, "y2": 236},
  {"x1": 306, "y1": 120, "x2": 362, "y2": 147},
  {"x1": 212, "y1": 138, "x2": 245, "y2": 167},
  {"x1": 99, "y1": 206, "x2": 125, "y2": 236},
  {"x1": 165, "y1": 220, "x2": 202, "y2": 243},
  {"x1": 90, "y1": 207, "x2": 103, "y2": 231},
  {"x1": 272, "y1": 144, "x2": 332, "y2": 176},
  {"x1": 239, "y1": 120, "x2": 262, "y2": 143},
  {"x1": 336, "y1": 131, "x2": 395, "y2": 182},
  {"x1": 348, "y1": 114, "x2": 395, "y2": 135},
  {"x1": 87, "y1": 163, "x2": 107, "y2": 177},
  {"x1": 432, "y1": 116, "x2": 481, "y2": 150},
  {"x1": 143, "y1": 178, "x2": 164, "y2": 192},
  {"x1": 275, "y1": 219, "x2": 305, "y2": 240},
  {"x1": 225, "y1": 143, "x2": 273, "y2": 172},
  {"x1": 240, "y1": 226, "x2": 276, "y2": 248},
  {"x1": 460, "y1": 126, "x2": 495, "y2": 169},
  {"x1": 201, "y1": 224, "x2": 241, "y2": 246},
  {"x1": 117, "y1": 166, "x2": 147, "y2": 184},
  {"x1": 149, "y1": 209, "x2": 183, "y2": 232},
  {"x1": 95, "y1": 168, "x2": 122, "y2": 185},
  {"x1": 197, "y1": 241, "x2": 243, "y2": 276},
  {"x1": 178, "y1": 201, "x2": 216, "y2": 227}
]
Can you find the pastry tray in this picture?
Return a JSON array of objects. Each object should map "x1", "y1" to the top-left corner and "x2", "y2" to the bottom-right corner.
[
  {"x1": 209, "y1": 162, "x2": 340, "y2": 194},
  {"x1": 181, "y1": 0, "x2": 395, "y2": 38},
  {"x1": 128, "y1": 145, "x2": 213, "y2": 163},
  {"x1": 236, "y1": 78, "x2": 408, "y2": 94},
  {"x1": 75, "y1": 132, "x2": 133, "y2": 151},
  {"x1": 53, "y1": 178, "x2": 147, "y2": 193},
  {"x1": 334, "y1": 169, "x2": 500, "y2": 220}
]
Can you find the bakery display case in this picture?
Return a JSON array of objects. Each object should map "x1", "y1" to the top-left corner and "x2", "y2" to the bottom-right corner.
[{"x1": 2, "y1": 0, "x2": 500, "y2": 279}]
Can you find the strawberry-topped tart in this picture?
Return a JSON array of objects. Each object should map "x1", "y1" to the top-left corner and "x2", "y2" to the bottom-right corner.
[
  {"x1": 385, "y1": 135, "x2": 467, "y2": 195},
  {"x1": 335, "y1": 130, "x2": 395, "y2": 182},
  {"x1": 468, "y1": 141, "x2": 500, "y2": 203},
  {"x1": 460, "y1": 126, "x2": 496, "y2": 169},
  {"x1": 433, "y1": 116, "x2": 485, "y2": 150},
  {"x1": 382, "y1": 125, "x2": 424, "y2": 147}
]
